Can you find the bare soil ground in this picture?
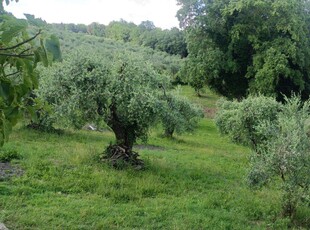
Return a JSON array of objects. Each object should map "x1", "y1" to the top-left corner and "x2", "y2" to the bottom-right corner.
[
  {"x1": 0, "y1": 162, "x2": 23, "y2": 180},
  {"x1": 204, "y1": 107, "x2": 217, "y2": 118}
]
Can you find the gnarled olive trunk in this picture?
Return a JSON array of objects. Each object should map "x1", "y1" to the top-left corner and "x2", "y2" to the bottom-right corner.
[
  {"x1": 110, "y1": 122, "x2": 135, "y2": 151},
  {"x1": 102, "y1": 104, "x2": 144, "y2": 169},
  {"x1": 107, "y1": 104, "x2": 135, "y2": 149}
]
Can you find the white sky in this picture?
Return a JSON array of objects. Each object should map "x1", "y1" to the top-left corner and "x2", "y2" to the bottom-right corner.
[{"x1": 4, "y1": 0, "x2": 181, "y2": 29}]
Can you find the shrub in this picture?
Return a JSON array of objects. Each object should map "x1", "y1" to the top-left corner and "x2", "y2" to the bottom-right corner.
[
  {"x1": 160, "y1": 93, "x2": 204, "y2": 137},
  {"x1": 250, "y1": 97, "x2": 310, "y2": 217},
  {"x1": 215, "y1": 96, "x2": 281, "y2": 152},
  {"x1": 216, "y1": 95, "x2": 310, "y2": 217}
]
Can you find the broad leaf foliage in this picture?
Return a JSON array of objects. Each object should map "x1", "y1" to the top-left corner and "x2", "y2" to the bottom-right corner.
[
  {"x1": 178, "y1": 0, "x2": 310, "y2": 100},
  {"x1": 0, "y1": 0, "x2": 61, "y2": 145}
]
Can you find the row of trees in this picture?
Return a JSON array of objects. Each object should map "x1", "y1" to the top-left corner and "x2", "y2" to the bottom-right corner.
[
  {"x1": 177, "y1": 0, "x2": 310, "y2": 100},
  {"x1": 50, "y1": 20, "x2": 188, "y2": 57},
  {"x1": 54, "y1": 28, "x2": 184, "y2": 78},
  {"x1": 50, "y1": 25, "x2": 185, "y2": 84}
]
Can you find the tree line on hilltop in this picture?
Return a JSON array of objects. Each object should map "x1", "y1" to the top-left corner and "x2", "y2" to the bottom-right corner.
[{"x1": 50, "y1": 20, "x2": 188, "y2": 58}]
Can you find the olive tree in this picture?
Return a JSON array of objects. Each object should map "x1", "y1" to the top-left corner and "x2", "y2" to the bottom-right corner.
[
  {"x1": 249, "y1": 97, "x2": 310, "y2": 217},
  {"x1": 160, "y1": 92, "x2": 203, "y2": 137},
  {"x1": 216, "y1": 95, "x2": 310, "y2": 217},
  {"x1": 215, "y1": 96, "x2": 281, "y2": 152},
  {"x1": 38, "y1": 49, "x2": 165, "y2": 168}
]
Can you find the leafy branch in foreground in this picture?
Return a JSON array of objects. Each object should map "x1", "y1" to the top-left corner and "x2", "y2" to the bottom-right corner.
[{"x1": 0, "y1": 4, "x2": 61, "y2": 146}]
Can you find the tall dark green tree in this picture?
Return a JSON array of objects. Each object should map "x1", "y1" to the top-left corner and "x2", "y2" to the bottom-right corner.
[{"x1": 177, "y1": 0, "x2": 310, "y2": 100}]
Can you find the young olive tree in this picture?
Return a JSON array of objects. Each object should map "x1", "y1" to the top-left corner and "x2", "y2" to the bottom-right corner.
[
  {"x1": 215, "y1": 96, "x2": 281, "y2": 152},
  {"x1": 38, "y1": 50, "x2": 164, "y2": 168},
  {"x1": 0, "y1": 0, "x2": 60, "y2": 145},
  {"x1": 160, "y1": 92, "x2": 203, "y2": 137},
  {"x1": 216, "y1": 96, "x2": 310, "y2": 217},
  {"x1": 248, "y1": 97, "x2": 310, "y2": 217}
]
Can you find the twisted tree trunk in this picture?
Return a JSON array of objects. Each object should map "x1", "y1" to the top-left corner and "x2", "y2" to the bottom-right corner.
[{"x1": 102, "y1": 103, "x2": 144, "y2": 169}]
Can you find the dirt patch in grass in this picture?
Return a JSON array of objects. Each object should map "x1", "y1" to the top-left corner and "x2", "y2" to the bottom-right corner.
[
  {"x1": 0, "y1": 162, "x2": 23, "y2": 180},
  {"x1": 134, "y1": 144, "x2": 165, "y2": 151},
  {"x1": 204, "y1": 107, "x2": 217, "y2": 118}
]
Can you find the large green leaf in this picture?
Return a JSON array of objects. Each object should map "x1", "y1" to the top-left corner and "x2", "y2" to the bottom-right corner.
[
  {"x1": 0, "y1": 81, "x2": 11, "y2": 102},
  {"x1": 1, "y1": 17, "x2": 27, "y2": 44},
  {"x1": 4, "y1": 106, "x2": 20, "y2": 125},
  {"x1": 45, "y1": 35, "x2": 62, "y2": 62},
  {"x1": 34, "y1": 46, "x2": 48, "y2": 67},
  {"x1": 24, "y1": 13, "x2": 46, "y2": 27}
]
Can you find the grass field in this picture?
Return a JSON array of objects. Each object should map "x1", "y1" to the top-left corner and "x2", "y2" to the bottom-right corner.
[{"x1": 0, "y1": 87, "x2": 309, "y2": 229}]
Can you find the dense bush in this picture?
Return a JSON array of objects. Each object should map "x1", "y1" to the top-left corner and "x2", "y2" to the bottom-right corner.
[
  {"x1": 178, "y1": 0, "x2": 310, "y2": 100},
  {"x1": 216, "y1": 95, "x2": 310, "y2": 217}
]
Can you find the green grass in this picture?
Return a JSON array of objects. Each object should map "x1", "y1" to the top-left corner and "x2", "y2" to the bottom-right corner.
[
  {"x1": 179, "y1": 85, "x2": 220, "y2": 109},
  {"x1": 0, "y1": 87, "x2": 309, "y2": 229}
]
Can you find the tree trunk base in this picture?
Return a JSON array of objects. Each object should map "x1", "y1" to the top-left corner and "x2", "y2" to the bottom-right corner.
[
  {"x1": 282, "y1": 200, "x2": 297, "y2": 218},
  {"x1": 101, "y1": 144, "x2": 144, "y2": 170}
]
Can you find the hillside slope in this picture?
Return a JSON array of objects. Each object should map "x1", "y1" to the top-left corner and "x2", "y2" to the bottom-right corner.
[{"x1": 1, "y1": 86, "x2": 309, "y2": 229}]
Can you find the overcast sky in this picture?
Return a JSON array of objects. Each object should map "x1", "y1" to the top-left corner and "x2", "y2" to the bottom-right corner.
[{"x1": 4, "y1": 0, "x2": 181, "y2": 29}]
